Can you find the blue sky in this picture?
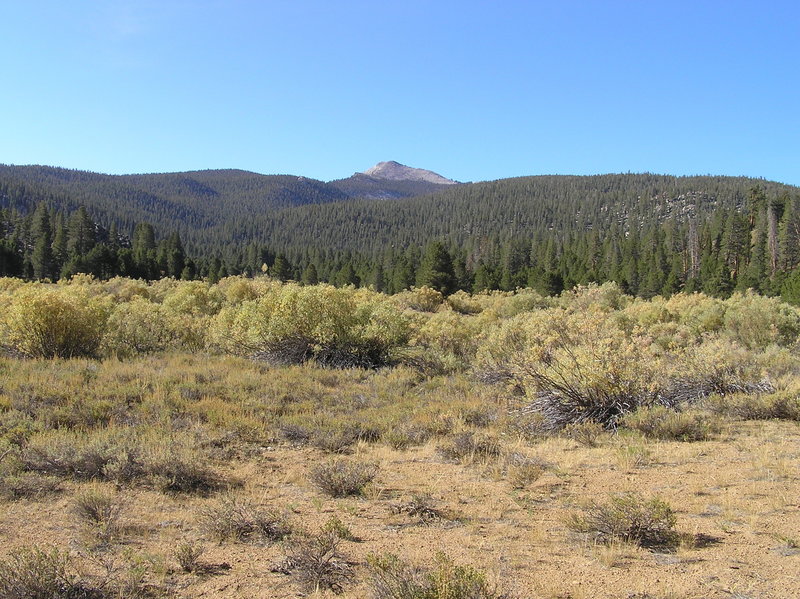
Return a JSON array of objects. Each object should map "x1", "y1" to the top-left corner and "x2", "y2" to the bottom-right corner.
[{"x1": 1, "y1": 1, "x2": 798, "y2": 184}]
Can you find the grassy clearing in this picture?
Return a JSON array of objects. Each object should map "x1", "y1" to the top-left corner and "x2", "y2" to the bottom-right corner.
[{"x1": 0, "y1": 279, "x2": 799, "y2": 597}]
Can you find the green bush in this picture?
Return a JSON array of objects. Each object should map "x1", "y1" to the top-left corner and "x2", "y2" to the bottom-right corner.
[
  {"x1": 704, "y1": 392, "x2": 800, "y2": 421},
  {"x1": 392, "y1": 286, "x2": 444, "y2": 312},
  {"x1": 621, "y1": 406, "x2": 720, "y2": 441},
  {"x1": 21, "y1": 430, "x2": 122, "y2": 480},
  {"x1": 479, "y1": 308, "x2": 662, "y2": 429},
  {"x1": 0, "y1": 546, "x2": 106, "y2": 599},
  {"x1": 385, "y1": 425, "x2": 432, "y2": 450},
  {"x1": 73, "y1": 485, "x2": 124, "y2": 527},
  {"x1": 278, "y1": 530, "x2": 354, "y2": 594},
  {"x1": 173, "y1": 542, "x2": 205, "y2": 573},
  {"x1": 568, "y1": 493, "x2": 678, "y2": 549},
  {"x1": 72, "y1": 485, "x2": 125, "y2": 542},
  {"x1": 560, "y1": 282, "x2": 630, "y2": 313},
  {"x1": 562, "y1": 421, "x2": 605, "y2": 446},
  {"x1": 504, "y1": 453, "x2": 550, "y2": 489},
  {"x1": 200, "y1": 495, "x2": 291, "y2": 543},
  {"x1": 20, "y1": 428, "x2": 224, "y2": 494},
  {"x1": 309, "y1": 458, "x2": 379, "y2": 497},
  {"x1": 0, "y1": 473, "x2": 62, "y2": 500},
  {"x1": 390, "y1": 494, "x2": 446, "y2": 524},
  {"x1": 160, "y1": 280, "x2": 223, "y2": 316},
  {"x1": 368, "y1": 552, "x2": 503, "y2": 599},
  {"x1": 722, "y1": 291, "x2": 800, "y2": 349}
]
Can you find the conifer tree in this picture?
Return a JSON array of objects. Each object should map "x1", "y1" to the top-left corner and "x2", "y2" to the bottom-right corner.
[
  {"x1": 165, "y1": 232, "x2": 185, "y2": 278},
  {"x1": 370, "y1": 262, "x2": 385, "y2": 292},
  {"x1": 416, "y1": 241, "x2": 456, "y2": 295},
  {"x1": 132, "y1": 223, "x2": 156, "y2": 278},
  {"x1": 720, "y1": 211, "x2": 749, "y2": 281},
  {"x1": 31, "y1": 203, "x2": 53, "y2": 280},
  {"x1": 52, "y1": 215, "x2": 68, "y2": 274},
  {"x1": 336, "y1": 262, "x2": 359, "y2": 287},
  {"x1": 271, "y1": 254, "x2": 292, "y2": 281},
  {"x1": 389, "y1": 255, "x2": 415, "y2": 294},
  {"x1": 781, "y1": 267, "x2": 800, "y2": 305},
  {"x1": 208, "y1": 256, "x2": 222, "y2": 283},
  {"x1": 181, "y1": 259, "x2": 196, "y2": 280},
  {"x1": 473, "y1": 263, "x2": 496, "y2": 293},
  {"x1": 779, "y1": 195, "x2": 800, "y2": 271},
  {"x1": 67, "y1": 206, "x2": 95, "y2": 257},
  {"x1": 301, "y1": 262, "x2": 319, "y2": 285},
  {"x1": 741, "y1": 209, "x2": 768, "y2": 291}
]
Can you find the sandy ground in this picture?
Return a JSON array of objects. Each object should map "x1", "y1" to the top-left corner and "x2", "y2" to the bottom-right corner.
[{"x1": 2, "y1": 420, "x2": 799, "y2": 599}]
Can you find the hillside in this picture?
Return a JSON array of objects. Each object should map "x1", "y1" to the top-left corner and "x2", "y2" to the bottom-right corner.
[
  {"x1": 241, "y1": 173, "x2": 798, "y2": 255},
  {"x1": 0, "y1": 162, "x2": 462, "y2": 246},
  {"x1": 0, "y1": 165, "x2": 349, "y2": 233},
  {"x1": 2, "y1": 165, "x2": 796, "y2": 255},
  {"x1": 3, "y1": 163, "x2": 800, "y2": 300}
]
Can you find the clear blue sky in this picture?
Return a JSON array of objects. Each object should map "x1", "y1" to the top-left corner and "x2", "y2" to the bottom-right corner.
[{"x1": 2, "y1": 1, "x2": 798, "y2": 185}]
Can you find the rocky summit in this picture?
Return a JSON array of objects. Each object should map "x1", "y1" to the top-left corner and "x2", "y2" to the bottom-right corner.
[{"x1": 362, "y1": 160, "x2": 457, "y2": 185}]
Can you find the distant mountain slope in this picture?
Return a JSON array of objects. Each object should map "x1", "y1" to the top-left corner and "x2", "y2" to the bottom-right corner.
[
  {"x1": 2, "y1": 164, "x2": 798, "y2": 264},
  {"x1": 0, "y1": 165, "x2": 352, "y2": 242},
  {"x1": 219, "y1": 173, "x2": 800, "y2": 264},
  {"x1": 0, "y1": 165, "x2": 347, "y2": 215},
  {"x1": 0, "y1": 162, "x2": 456, "y2": 224}
]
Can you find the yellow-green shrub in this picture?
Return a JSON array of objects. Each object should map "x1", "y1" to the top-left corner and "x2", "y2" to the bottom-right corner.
[
  {"x1": 216, "y1": 276, "x2": 259, "y2": 305},
  {"x1": 619, "y1": 296, "x2": 672, "y2": 328},
  {"x1": 704, "y1": 391, "x2": 800, "y2": 421},
  {"x1": 209, "y1": 283, "x2": 410, "y2": 367},
  {"x1": 663, "y1": 293, "x2": 726, "y2": 334},
  {"x1": 391, "y1": 286, "x2": 444, "y2": 312},
  {"x1": 3, "y1": 284, "x2": 112, "y2": 358},
  {"x1": 560, "y1": 281, "x2": 630, "y2": 313},
  {"x1": 446, "y1": 290, "x2": 484, "y2": 314},
  {"x1": 102, "y1": 276, "x2": 151, "y2": 302},
  {"x1": 102, "y1": 297, "x2": 188, "y2": 357},
  {"x1": 161, "y1": 280, "x2": 223, "y2": 316},
  {"x1": 674, "y1": 337, "x2": 767, "y2": 397},
  {"x1": 496, "y1": 288, "x2": 551, "y2": 317},
  {"x1": 413, "y1": 308, "x2": 487, "y2": 365},
  {"x1": 0, "y1": 277, "x2": 25, "y2": 294},
  {"x1": 477, "y1": 307, "x2": 667, "y2": 427},
  {"x1": 722, "y1": 291, "x2": 800, "y2": 349}
]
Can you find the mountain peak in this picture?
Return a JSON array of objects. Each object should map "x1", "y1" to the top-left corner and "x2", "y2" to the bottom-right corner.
[{"x1": 362, "y1": 161, "x2": 456, "y2": 185}]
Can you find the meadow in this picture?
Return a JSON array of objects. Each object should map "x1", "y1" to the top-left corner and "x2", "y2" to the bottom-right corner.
[{"x1": 0, "y1": 276, "x2": 798, "y2": 598}]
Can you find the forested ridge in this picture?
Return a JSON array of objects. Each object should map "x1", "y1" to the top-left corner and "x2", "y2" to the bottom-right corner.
[{"x1": 2, "y1": 163, "x2": 800, "y2": 303}]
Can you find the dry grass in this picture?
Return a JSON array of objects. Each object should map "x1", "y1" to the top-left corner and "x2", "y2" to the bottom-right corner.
[
  {"x1": 0, "y1": 353, "x2": 798, "y2": 598},
  {"x1": 73, "y1": 485, "x2": 126, "y2": 543},
  {"x1": 437, "y1": 432, "x2": 502, "y2": 463}
]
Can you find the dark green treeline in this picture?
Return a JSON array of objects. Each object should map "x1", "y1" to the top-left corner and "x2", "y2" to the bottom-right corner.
[{"x1": 4, "y1": 185, "x2": 800, "y2": 305}]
